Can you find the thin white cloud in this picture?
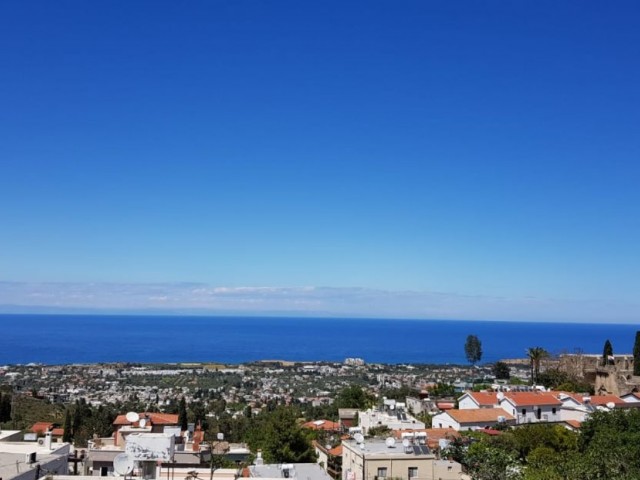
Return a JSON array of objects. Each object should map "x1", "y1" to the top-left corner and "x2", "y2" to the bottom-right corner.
[{"x1": 0, "y1": 280, "x2": 637, "y2": 323}]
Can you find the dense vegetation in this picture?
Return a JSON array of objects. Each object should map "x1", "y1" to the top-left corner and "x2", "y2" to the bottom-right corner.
[{"x1": 445, "y1": 409, "x2": 640, "y2": 480}]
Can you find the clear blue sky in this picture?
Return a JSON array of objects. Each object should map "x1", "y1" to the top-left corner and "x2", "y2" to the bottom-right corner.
[{"x1": 1, "y1": 1, "x2": 639, "y2": 321}]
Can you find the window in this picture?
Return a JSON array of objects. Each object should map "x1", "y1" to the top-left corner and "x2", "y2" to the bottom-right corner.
[
  {"x1": 552, "y1": 408, "x2": 557, "y2": 415},
  {"x1": 377, "y1": 468, "x2": 387, "y2": 478},
  {"x1": 521, "y1": 408, "x2": 526, "y2": 415},
  {"x1": 408, "y1": 467, "x2": 418, "y2": 478}
]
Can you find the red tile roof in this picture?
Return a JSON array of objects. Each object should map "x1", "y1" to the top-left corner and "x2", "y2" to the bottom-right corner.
[
  {"x1": 113, "y1": 412, "x2": 179, "y2": 426},
  {"x1": 501, "y1": 392, "x2": 561, "y2": 407},
  {"x1": 30, "y1": 422, "x2": 54, "y2": 434},
  {"x1": 573, "y1": 394, "x2": 625, "y2": 407},
  {"x1": 446, "y1": 408, "x2": 515, "y2": 424},
  {"x1": 466, "y1": 392, "x2": 498, "y2": 406},
  {"x1": 328, "y1": 445, "x2": 343, "y2": 456},
  {"x1": 565, "y1": 420, "x2": 582, "y2": 429},
  {"x1": 302, "y1": 420, "x2": 341, "y2": 431}
]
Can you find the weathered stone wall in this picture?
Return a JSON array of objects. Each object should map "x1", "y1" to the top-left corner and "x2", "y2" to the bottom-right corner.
[{"x1": 558, "y1": 354, "x2": 640, "y2": 396}]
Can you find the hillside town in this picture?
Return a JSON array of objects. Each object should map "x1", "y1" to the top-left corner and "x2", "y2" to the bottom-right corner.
[{"x1": 2, "y1": 349, "x2": 640, "y2": 480}]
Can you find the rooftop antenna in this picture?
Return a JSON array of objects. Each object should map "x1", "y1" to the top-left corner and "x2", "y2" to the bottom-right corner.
[
  {"x1": 126, "y1": 412, "x2": 140, "y2": 423},
  {"x1": 113, "y1": 453, "x2": 135, "y2": 477},
  {"x1": 385, "y1": 437, "x2": 396, "y2": 448}
]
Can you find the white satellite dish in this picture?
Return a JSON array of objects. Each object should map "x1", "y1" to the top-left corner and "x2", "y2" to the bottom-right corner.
[
  {"x1": 126, "y1": 412, "x2": 140, "y2": 423},
  {"x1": 385, "y1": 437, "x2": 396, "y2": 448},
  {"x1": 354, "y1": 433, "x2": 364, "y2": 444},
  {"x1": 113, "y1": 453, "x2": 135, "y2": 476},
  {"x1": 139, "y1": 418, "x2": 147, "y2": 428},
  {"x1": 606, "y1": 402, "x2": 616, "y2": 409},
  {"x1": 402, "y1": 439, "x2": 411, "y2": 448},
  {"x1": 496, "y1": 392, "x2": 505, "y2": 401}
]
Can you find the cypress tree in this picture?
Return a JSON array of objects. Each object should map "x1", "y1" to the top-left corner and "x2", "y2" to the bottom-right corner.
[
  {"x1": 63, "y1": 409, "x2": 73, "y2": 443},
  {"x1": 0, "y1": 393, "x2": 12, "y2": 423},
  {"x1": 178, "y1": 397, "x2": 188, "y2": 431},
  {"x1": 602, "y1": 339, "x2": 613, "y2": 366},
  {"x1": 634, "y1": 331, "x2": 640, "y2": 376}
]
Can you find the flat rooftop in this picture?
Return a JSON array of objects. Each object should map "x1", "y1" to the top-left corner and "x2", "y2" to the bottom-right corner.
[
  {"x1": 343, "y1": 440, "x2": 433, "y2": 458},
  {"x1": 249, "y1": 463, "x2": 332, "y2": 480},
  {"x1": 0, "y1": 445, "x2": 69, "y2": 480}
]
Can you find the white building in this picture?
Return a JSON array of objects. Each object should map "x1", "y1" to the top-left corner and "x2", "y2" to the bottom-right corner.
[
  {"x1": 342, "y1": 438, "x2": 461, "y2": 480},
  {"x1": 0, "y1": 431, "x2": 70, "y2": 480},
  {"x1": 359, "y1": 401, "x2": 425, "y2": 434},
  {"x1": 431, "y1": 409, "x2": 515, "y2": 431}
]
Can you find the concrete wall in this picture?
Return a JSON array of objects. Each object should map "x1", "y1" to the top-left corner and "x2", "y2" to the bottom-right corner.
[
  {"x1": 431, "y1": 413, "x2": 459, "y2": 431},
  {"x1": 13, "y1": 455, "x2": 69, "y2": 480}
]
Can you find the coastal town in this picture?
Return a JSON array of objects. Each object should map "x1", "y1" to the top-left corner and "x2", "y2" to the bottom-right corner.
[{"x1": 2, "y1": 346, "x2": 640, "y2": 480}]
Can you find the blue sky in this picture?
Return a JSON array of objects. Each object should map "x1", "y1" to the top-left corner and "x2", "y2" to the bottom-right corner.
[{"x1": 1, "y1": 1, "x2": 639, "y2": 322}]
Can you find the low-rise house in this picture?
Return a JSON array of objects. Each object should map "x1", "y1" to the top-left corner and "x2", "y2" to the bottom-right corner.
[
  {"x1": 303, "y1": 420, "x2": 342, "y2": 432},
  {"x1": 112, "y1": 412, "x2": 180, "y2": 446},
  {"x1": 0, "y1": 431, "x2": 70, "y2": 480},
  {"x1": 248, "y1": 461, "x2": 333, "y2": 480},
  {"x1": 359, "y1": 402, "x2": 425, "y2": 434},
  {"x1": 313, "y1": 441, "x2": 342, "y2": 479},
  {"x1": 341, "y1": 438, "x2": 462, "y2": 480},
  {"x1": 29, "y1": 422, "x2": 65, "y2": 439},
  {"x1": 431, "y1": 409, "x2": 515, "y2": 431},
  {"x1": 392, "y1": 429, "x2": 460, "y2": 451},
  {"x1": 498, "y1": 392, "x2": 562, "y2": 424},
  {"x1": 458, "y1": 392, "x2": 498, "y2": 410},
  {"x1": 339, "y1": 409, "x2": 359, "y2": 429},
  {"x1": 621, "y1": 392, "x2": 640, "y2": 403}
]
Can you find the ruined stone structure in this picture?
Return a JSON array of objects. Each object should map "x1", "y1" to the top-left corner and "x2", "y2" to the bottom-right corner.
[{"x1": 558, "y1": 354, "x2": 640, "y2": 396}]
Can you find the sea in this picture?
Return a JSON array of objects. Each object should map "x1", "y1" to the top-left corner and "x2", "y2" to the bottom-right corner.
[{"x1": 0, "y1": 314, "x2": 637, "y2": 365}]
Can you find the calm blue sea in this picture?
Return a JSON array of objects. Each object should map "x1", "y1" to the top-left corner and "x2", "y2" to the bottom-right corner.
[{"x1": 0, "y1": 314, "x2": 637, "y2": 365}]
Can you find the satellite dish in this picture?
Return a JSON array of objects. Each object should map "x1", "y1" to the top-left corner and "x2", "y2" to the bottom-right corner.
[
  {"x1": 497, "y1": 392, "x2": 505, "y2": 401},
  {"x1": 385, "y1": 437, "x2": 396, "y2": 448},
  {"x1": 354, "y1": 433, "x2": 364, "y2": 444},
  {"x1": 606, "y1": 402, "x2": 616, "y2": 409},
  {"x1": 139, "y1": 418, "x2": 147, "y2": 428},
  {"x1": 114, "y1": 453, "x2": 135, "y2": 476},
  {"x1": 402, "y1": 439, "x2": 411, "y2": 448},
  {"x1": 126, "y1": 412, "x2": 140, "y2": 423}
]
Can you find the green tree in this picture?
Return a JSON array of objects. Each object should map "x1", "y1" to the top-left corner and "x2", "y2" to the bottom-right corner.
[
  {"x1": 466, "y1": 442, "x2": 522, "y2": 480},
  {"x1": 62, "y1": 409, "x2": 73, "y2": 443},
  {"x1": 576, "y1": 408, "x2": 640, "y2": 478},
  {"x1": 634, "y1": 331, "x2": 640, "y2": 376},
  {"x1": 178, "y1": 397, "x2": 188, "y2": 431},
  {"x1": 602, "y1": 339, "x2": 613, "y2": 366},
  {"x1": 493, "y1": 361, "x2": 511, "y2": 380},
  {"x1": 465, "y1": 335, "x2": 483, "y2": 365},
  {"x1": 335, "y1": 385, "x2": 374, "y2": 409},
  {"x1": 0, "y1": 393, "x2": 11, "y2": 423},
  {"x1": 526, "y1": 347, "x2": 549, "y2": 385},
  {"x1": 245, "y1": 406, "x2": 316, "y2": 463}
]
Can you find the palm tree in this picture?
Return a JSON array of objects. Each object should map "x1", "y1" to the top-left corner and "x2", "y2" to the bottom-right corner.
[{"x1": 526, "y1": 347, "x2": 549, "y2": 385}]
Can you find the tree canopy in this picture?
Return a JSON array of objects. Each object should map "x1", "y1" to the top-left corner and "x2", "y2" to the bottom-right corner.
[
  {"x1": 493, "y1": 361, "x2": 511, "y2": 380},
  {"x1": 526, "y1": 347, "x2": 549, "y2": 385},
  {"x1": 602, "y1": 339, "x2": 613, "y2": 366},
  {"x1": 465, "y1": 335, "x2": 483, "y2": 365},
  {"x1": 633, "y1": 331, "x2": 640, "y2": 376}
]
